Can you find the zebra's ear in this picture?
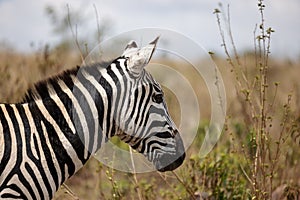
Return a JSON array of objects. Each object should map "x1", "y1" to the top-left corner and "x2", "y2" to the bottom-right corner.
[
  {"x1": 123, "y1": 37, "x2": 159, "y2": 77},
  {"x1": 123, "y1": 40, "x2": 138, "y2": 55}
]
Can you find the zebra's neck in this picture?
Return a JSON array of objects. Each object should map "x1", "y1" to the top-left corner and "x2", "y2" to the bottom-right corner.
[
  {"x1": 22, "y1": 61, "x2": 123, "y2": 164},
  {"x1": 0, "y1": 60, "x2": 127, "y2": 198}
]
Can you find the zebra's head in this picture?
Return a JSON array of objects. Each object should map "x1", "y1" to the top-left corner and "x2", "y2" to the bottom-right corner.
[{"x1": 116, "y1": 37, "x2": 185, "y2": 172}]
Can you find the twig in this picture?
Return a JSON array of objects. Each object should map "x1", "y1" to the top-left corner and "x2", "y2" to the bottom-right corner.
[
  {"x1": 225, "y1": 4, "x2": 241, "y2": 67},
  {"x1": 66, "y1": 4, "x2": 85, "y2": 64},
  {"x1": 239, "y1": 164, "x2": 253, "y2": 187},
  {"x1": 214, "y1": 65, "x2": 226, "y2": 118},
  {"x1": 62, "y1": 183, "x2": 80, "y2": 200},
  {"x1": 129, "y1": 147, "x2": 143, "y2": 200},
  {"x1": 171, "y1": 171, "x2": 197, "y2": 200},
  {"x1": 156, "y1": 172, "x2": 182, "y2": 199},
  {"x1": 93, "y1": 4, "x2": 102, "y2": 45}
]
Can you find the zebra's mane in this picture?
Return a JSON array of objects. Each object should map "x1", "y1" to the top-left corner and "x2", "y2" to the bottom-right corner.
[{"x1": 22, "y1": 61, "x2": 112, "y2": 103}]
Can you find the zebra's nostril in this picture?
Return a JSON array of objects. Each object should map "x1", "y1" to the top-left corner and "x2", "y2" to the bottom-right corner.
[{"x1": 155, "y1": 132, "x2": 172, "y2": 138}]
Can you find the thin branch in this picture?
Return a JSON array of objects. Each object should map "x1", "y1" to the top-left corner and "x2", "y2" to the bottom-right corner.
[
  {"x1": 226, "y1": 4, "x2": 241, "y2": 67},
  {"x1": 239, "y1": 164, "x2": 253, "y2": 188},
  {"x1": 214, "y1": 10, "x2": 235, "y2": 71},
  {"x1": 156, "y1": 172, "x2": 181, "y2": 199},
  {"x1": 62, "y1": 183, "x2": 80, "y2": 200},
  {"x1": 93, "y1": 4, "x2": 102, "y2": 45},
  {"x1": 129, "y1": 147, "x2": 143, "y2": 200},
  {"x1": 171, "y1": 171, "x2": 197, "y2": 200},
  {"x1": 66, "y1": 4, "x2": 85, "y2": 64}
]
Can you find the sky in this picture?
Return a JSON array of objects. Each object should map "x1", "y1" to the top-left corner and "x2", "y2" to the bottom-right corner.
[{"x1": 0, "y1": 0, "x2": 299, "y2": 60}]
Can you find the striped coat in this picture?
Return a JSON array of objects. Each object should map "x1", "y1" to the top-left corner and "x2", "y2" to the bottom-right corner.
[{"x1": 0, "y1": 38, "x2": 185, "y2": 199}]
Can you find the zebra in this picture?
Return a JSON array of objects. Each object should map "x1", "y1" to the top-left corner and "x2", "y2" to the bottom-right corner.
[{"x1": 0, "y1": 37, "x2": 185, "y2": 199}]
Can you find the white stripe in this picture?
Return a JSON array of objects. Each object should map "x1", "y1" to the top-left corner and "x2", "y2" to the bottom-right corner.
[
  {"x1": 5, "y1": 174, "x2": 31, "y2": 199},
  {"x1": 22, "y1": 104, "x2": 39, "y2": 160},
  {"x1": 115, "y1": 60, "x2": 131, "y2": 127},
  {"x1": 110, "y1": 63, "x2": 126, "y2": 127},
  {"x1": 118, "y1": 58, "x2": 128, "y2": 71},
  {"x1": 57, "y1": 79, "x2": 89, "y2": 159},
  {"x1": 136, "y1": 113, "x2": 166, "y2": 139},
  {"x1": 71, "y1": 72, "x2": 99, "y2": 154},
  {"x1": 98, "y1": 68, "x2": 117, "y2": 138},
  {"x1": 64, "y1": 164, "x2": 68, "y2": 182},
  {"x1": 47, "y1": 84, "x2": 76, "y2": 134},
  {"x1": 81, "y1": 73, "x2": 108, "y2": 152},
  {"x1": 148, "y1": 137, "x2": 176, "y2": 153},
  {"x1": 23, "y1": 103, "x2": 57, "y2": 196},
  {"x1": 0, "y1": 105, "x2": 18, "y2": 187},
  {"x1": 135, "y1": 81, "x2": 151, "y2": 134},
  {"x1": 35, "y1": 100, "x2": 83, "y2": 176},
  {"x1": 128, "y1": 81, "x2": 143, "y2": 134},
  {"x1": 0, "y1": 107, "x2": 4, "y2": 164},
  {"x1": 40, "y1": 120, "x2": 61, "y2": 193},
  {"x1": 11, "y1": 105, "x2": 44, "y2": 199},
  {"x1": 0, "y1": 187, "x2": 20, "y2": 198}
]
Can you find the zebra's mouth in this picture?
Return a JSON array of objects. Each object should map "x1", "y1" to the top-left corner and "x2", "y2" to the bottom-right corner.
[
  {"x1": 156, "y1": 151, "x2": 186, "y2": 172},
  {"x1": 155, "y1": 133, "x2": 186, "y2": 172}
]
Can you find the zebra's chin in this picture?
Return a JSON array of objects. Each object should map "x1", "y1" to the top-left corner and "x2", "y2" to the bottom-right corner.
[{"x1": 156, "y1": 151, "x2": 186, "y2": 172}]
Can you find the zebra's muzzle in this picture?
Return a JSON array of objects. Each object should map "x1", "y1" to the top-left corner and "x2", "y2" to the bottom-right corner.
[{"x1": 156, "y1": 133, "x2": 185, "y2": 172}]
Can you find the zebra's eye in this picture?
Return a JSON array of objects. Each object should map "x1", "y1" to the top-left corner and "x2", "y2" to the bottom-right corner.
[{"x1": 152, "y1": 93, "x2": 163, "y2": 104}]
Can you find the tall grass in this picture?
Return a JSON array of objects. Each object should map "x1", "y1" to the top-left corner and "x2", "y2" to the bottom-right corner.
[
  {"x1": 213, "y1": 0, "x2": 300, "y2": 199},
  {"x1": 0, "y1": 1, "x2": 300, "y2": 199}
]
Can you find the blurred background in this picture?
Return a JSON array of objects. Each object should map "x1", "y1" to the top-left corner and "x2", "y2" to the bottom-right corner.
[
  {"x1": 0, "y1": 0, "x2": 300, "y2": 199},
  {"x1": 0, "y1": 0, "x2": 299, "y2": 60}
]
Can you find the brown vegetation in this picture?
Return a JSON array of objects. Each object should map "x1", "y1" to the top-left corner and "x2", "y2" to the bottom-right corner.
[{"x1": 0, "y1": 45, "x2": 299, "y2": 199}]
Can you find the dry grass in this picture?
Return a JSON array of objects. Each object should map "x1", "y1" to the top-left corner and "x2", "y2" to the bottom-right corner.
[
  {"x1": 1, "y1": 1, "x2": 298, "y2": 198},
  {"x1": 0, "y1": 45, "x2": 299, "y2": 199}
]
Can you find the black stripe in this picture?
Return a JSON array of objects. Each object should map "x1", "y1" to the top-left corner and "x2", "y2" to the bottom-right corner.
[
  {"x1": 114, "y1": 59, "x2": 128, "y2": 125},
  {"x1": 24, "y1": 162, "x2": 44, "y2": 199},
  {"x1": 123, "y1": 80, "x2": 133, "y2": 119},
  {"x1": 28, "y1": 102, "x2": 60, "y2": 188},
  {"x1": 134, "y1": 106, "x2": 166, "y2": 140},
  {"x1": 118, "y1": 56, "x2": 129, "y2": 72},
  {"x1": 148, "y1": 140, "x2": 168, "y2": 148},
  {"x1": 125, "y1": 89, "x2": 139, "y2": 132},
  {"x1": 40, "y1": 98, "x2": 77, "y2": 179},
  {"x1": 152, "y1": 82, "x2": 162, "y2": 93},
  {"x1": 1, "y1": 184, "x2": 27, "y2": 199},
  {"x1": 135, "y1": 85, "x2": 146, "y2": 125},
  {"x1": 139, "y1": 130, "x2": 169, "y2": 154},
  {"x1": 76, "y1": 68, "x2": 103, "y2": 152},
  {"x1": 139, "y1": 86, "x2": 152, "y2": 127},
  {"x1": 51, "y1": 79, "x2": 92, "y2": 161},
  {"x1": 149, "y1": 146, "x2": 163, "y2": 161},
  {"x1": 0, "y1": 106, "x2": 11, "y2": 178},
  {"x1": 16, "y1": 104, "x2": 52, "y2": 199},
  {"x1": 98, "y1": 76, "x2": 113, "y2": 138},
  {"x1": 72, "y1": 80, "x2": 96, "y2": 151},
  {"x1": 4, "y1": 105, "x2": 36, "y2": 198},
  {"x1": 131, "y1": 137, "x2": 142, "y2": 150},
  {"x1": 108, "y1": 65, "x2": 122, "y2": 127},
  {"x1": 50, "y1": 79, "x2": 87, "y2": 163}
]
